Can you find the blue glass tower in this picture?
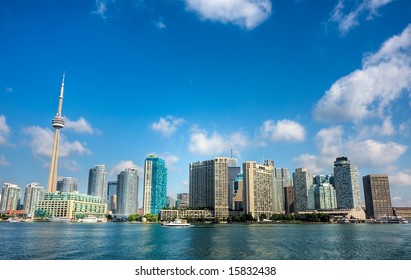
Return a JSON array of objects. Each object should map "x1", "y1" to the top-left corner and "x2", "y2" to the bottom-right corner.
[{"x1": 143, "y1": 155, "x2": 167, "y2": 215}]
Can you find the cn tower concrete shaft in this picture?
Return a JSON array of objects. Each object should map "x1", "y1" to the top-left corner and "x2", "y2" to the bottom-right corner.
[{"x1": 47, "y1": 74, "x2": 65, "y2": 193}]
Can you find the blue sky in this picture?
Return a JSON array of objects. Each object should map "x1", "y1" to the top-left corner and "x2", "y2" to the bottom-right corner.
[{"x1": 0, "y1": 0, "x2": 410, "y2": 207}]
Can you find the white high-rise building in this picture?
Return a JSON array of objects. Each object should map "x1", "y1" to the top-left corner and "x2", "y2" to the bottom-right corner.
[
  {"x1": 117, "y1": 168, "x2": 139, "y2": 216},
  {"x1": 293, "y1": 168, "x2": 315, "y2": 212},
  {"x1": 333, "y1": 156, "x2": 361, "y2": 211},
  {"x1": 243, "y1": 161, "x2": 274, "y2": 219},
  {"x1": 88, "y1": 165, "x2": 108, "y2": 203},
  {"x1": 23, "y1": 182, "x2": 44, "y2": 218},
  {"x1": 0, "y1": 183, "x2": 20, "y2": 212}
]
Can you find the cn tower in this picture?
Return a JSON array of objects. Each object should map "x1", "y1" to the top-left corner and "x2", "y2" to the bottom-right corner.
[{"x1": 47, "y1": 74, "x2": 65, "y2": 193}]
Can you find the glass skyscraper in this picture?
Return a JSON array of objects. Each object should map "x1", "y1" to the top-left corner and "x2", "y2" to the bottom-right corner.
[
  {"x1": 143, "y1": 155, "x2": 167, "y2": 215},
  {"x1": 117, "y1": 168, "x2": 139, "y2": 216},
  {"x1": 333, "y1": 156, "x2": 361, "y2": 211},
  {"x1": 57, "y1": 177, "x2": 77, "y2": 193},
  {"x1": 293, "y1": 167, "x2": 315, "y2": 212},
  {"x1": 87, "y1": 165, "x2": 108, "y2": 203}
]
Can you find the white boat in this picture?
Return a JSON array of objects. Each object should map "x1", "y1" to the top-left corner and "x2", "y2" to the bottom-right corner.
[
  {"x1": 378, "y1": 215, "x2": 409, "y2": 224},
  {"x1": 48, "y1": 217, "x2": 71, "y2": 223},
  {"x1": 161, "y1": 219, "x2": 191, "y2": 227},
  {"x1": 7, "y1": 218, "x2": 21, "y2": 223},
  {"x1": 78, "y1": 215, "x2": 98, "y2": 223},
  {"x1": 97, "y1": 216, "x2": 108, "y2": 223}
]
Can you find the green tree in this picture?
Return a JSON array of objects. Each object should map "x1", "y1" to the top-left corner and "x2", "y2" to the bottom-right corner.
[
  {"x1": 34, "y1": 209, "x2": 49, "y2": 219},
  {"x1": 143, "y1": 213, "x2": 158, "y2": 222}
]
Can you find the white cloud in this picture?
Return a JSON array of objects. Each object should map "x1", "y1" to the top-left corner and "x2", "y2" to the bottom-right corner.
[
  {"x1": 110, "y1": 160, "x2": 143, "y2": 177},
  {"x1": 0, "y1": 155, "x2": 9, "y2": 166},
  {"x1": 0, "y1": 115, "x2": 11, "y2": 146},
  {"x1": 65, "y1": 117, "x2": 96, "y2": 134},
  {"x1": 261, "y1": 119, "x2": 305, "y2": 142},
  {"x1": 329, "y1": 0, "x2": 393, "y2": 35},
  {"x1": 24, "y1": 126, "x2": 90, "y2": 158},
  {"x1": 399, "y1": 119, "x2": 411, "y2": 136},
  {"x1": 389, "y1": 169, "x2": 411, "y2": 187},
  {"x1": 374, "y1": 117, "x2": 395, "y2": 136},
  {"x1": 92, "y1": 0, "x2": 118, "y2": 19},
  {"x1": 188, "y1": 127, "x2": 248, "y2": 156},
  {"x1": 158, "y1": 152, "x2": 180, "y2": 172},
  {"x1": 293, "y1": 125, "x2": 407, "y2": 173},
  {"x1": 60, "y1": 159, "x2": 81, "y2": 172},
  {"x1": 151, "y1": 116, "x2": 185, "y2": 137},
  {"x1": 185, "y1": 0, "x2": 272, "y2": 30},
  {"x1": 155, "y1": 20, "x2": 166, "y2": 29},
  {"x1": 314, "y1": 24, "x2": 411, "y2": 123}
]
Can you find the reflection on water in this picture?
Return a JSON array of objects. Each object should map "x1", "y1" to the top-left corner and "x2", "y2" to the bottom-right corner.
[{"x1": 0, "y1": 222, "x2": 410, "y2": 260}]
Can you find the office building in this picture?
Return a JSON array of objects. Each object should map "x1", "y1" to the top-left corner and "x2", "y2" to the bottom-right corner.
[
  {"x1": 314, "y1": 175, "x2": 337, "y2": 210},
  {"x1": 57, "y1": 177, "x2": 77, "y2": 192},
  {"x1": 23, "y1": 183, "x2": 44, "y2": 218},
  {"x1": 293, "y1": 168, "x2": 315, "y2": 212},
  {"x1": 333, "y1": 156, "x2": 361, "y2": 210},
  {"x1": 176, "y1": 193, "x2": 189, "y2": 208},
  {"x1": 284, "y1": 186, "x2": 294, "y2": 213},
  {"x1": 363, "y1": 174, "x2": 393, "y2": 219},
  {"x1": 274, "y1": 167, "x2": 291, "y2": 213},
  {"x1": 228, "y1": 158, "x2": 240, "y2": 210},
  {"x1": 47, "y1": 74, "x2": 66, "y2": 192},
  {"x1": 143, "y1": 155, "x2": 167, "y2": 215},
  {"x1": 166, "y1": 196, "x2": 177, "y2": 208},
  {"x1": 243, "y1": 161, "x2": 274, "y2": 219},
  {"x1": 189, "y1": 157, "x2": 229, "y2": 219},
  {"x1": 88, "y1": 165, "x2": 108, "y2": 203},
  {"x1": 0, "y1": 183, "x2": 20, "y2": 213},
  {"x1": 107, "y1": 181, "x2": 117, "y2": 213},
  {"x1": 232, "y1": 173, "x2": 244, "y2": 211},
  {"x1": 117, "y1": 168, "x2": 139, "y2": 216}
]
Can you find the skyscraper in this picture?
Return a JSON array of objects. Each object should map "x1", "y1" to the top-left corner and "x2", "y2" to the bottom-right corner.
[
  {"x1": 189, "y1": 157, "x2": 229, "y2": 219},
  {"x1": 293, "y1": 168, "x2": 314, "y2": 212},
  {"x1": 47, "y1": 74, "x2": 65, "y2": 193},
  {"x1": 333, "y1": 156, "x2": 361, "y2": 210},
  {"x1": 228, "y1": 157, "x2": 240, "y2": 210},
  {"x1": 23, "y1": 182, "x2": 44, "y2": 218},
  {"x1": 363, "y1": 174, "x2": 393, "y2": 219},
  {"x1": 0, "y1": 183, "x2": 20, "y2": 213},
  {"x1": 176, "y1": 193, "x2": 189, "y2": 208},
  {"x1": 274, "y1": 167, "x2": 291, "y2": 213},
  {"x1": 314, "y1": 175, "x2": 337, "y2": 210},
  {"x1": 284, "y1": 186, "x2": 294, "y2": 213},
  {"x1": 107, "y1": 181, "x2": 117, "y2": 213},
  {"x1": 88, "y1": 165, "x2": 108, "y2": 203},
  {"x1": 232, "y1": 173, "x2": 244, "y2": 211},
  {"x1": 57, "y1": 177, "x2": 78, "y2": 193},
  {"x1": 143, "y1": 155, "x2": 167, "y2": 215},
  {"x1": 116, "y1": 168, "x2": 139, "y2": 216},
  {"x1": 243, "y1": 161, "x2": 274, "y2": 219}
]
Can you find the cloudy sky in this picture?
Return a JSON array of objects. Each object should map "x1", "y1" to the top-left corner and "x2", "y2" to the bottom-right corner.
[{"x1": 0, "y1": 0, "x2": 410, "y2": 207}]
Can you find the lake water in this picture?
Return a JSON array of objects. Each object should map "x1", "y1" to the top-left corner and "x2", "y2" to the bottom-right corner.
[{"x1": 1, "y1": 222, "x2": 410, "y2": 260}]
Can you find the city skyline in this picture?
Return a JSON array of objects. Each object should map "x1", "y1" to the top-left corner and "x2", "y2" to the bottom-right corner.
[{"x1": 0, "y1": 1, "x2": 411, "y2": 207}]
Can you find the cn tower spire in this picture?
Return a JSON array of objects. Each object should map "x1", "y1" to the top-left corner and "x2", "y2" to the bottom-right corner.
[{"x1": 47, "y1": 74, "x2": 66, "y2": 193}]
